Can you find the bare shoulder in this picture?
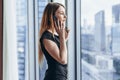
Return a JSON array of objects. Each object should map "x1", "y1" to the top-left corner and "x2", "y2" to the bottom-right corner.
[
  {"x1": 43, "y1": 39, "x2": 66, "y2": 64},
  {"x1": 43, "y1": 39, "x2": 59, "y2": 57}
]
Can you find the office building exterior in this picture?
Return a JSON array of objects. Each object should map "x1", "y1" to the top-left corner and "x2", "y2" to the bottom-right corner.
[
  {"x1": 112, "y1": 4, "x2": 120, "y2": 23},
  {"x1": 94, "y1": 11, "x2": 106, "y2": 53},
  {"x1": 111, "y1": 4, "x2": 120, "y2": 54}
]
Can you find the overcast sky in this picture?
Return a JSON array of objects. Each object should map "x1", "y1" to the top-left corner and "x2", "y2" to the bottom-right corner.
[{"x1": 81, "y1": 0, "x2": 120, "y2": 26}]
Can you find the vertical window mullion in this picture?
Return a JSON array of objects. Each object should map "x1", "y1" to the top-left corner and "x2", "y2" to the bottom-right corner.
[
  {"x1": 27, "y1": 0, "x2": 35, "y2": 80},
  {"x1": 34, "y1": 0, "x2": 39, "y2": 79},
  {"x1": 75, "y1": 0, "x2": 81, "y2": 80},
  {"x1": 25, "y1": 0, "x2": 29, "y2": 80},
  {"x1": 67, "y1": 0, "x2": 76, "y2": 80}
]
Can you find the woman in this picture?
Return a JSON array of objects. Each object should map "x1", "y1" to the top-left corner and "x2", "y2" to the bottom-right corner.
[{"x1": 39, "y1": 2, "x2": 70, "y2": 80}]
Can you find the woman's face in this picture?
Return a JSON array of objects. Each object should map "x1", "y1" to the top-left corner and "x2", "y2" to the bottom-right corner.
[{"x1": 55, "y1": 6, "x2": 67, "y2": 24}]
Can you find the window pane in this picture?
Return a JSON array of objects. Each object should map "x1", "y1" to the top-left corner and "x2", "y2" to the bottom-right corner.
[
  {"x1": 81, "y1": 0, "x2": 120, "y2": 80},
  {"x1": 16, "y1": 0, "x2": 28, "y2": 80},
  {"x1": 52, "y1": 0, "x2": 65, "y2": 6},
  {"x1": 38, "y1": 0, "x2": 48, "y2": 80}
]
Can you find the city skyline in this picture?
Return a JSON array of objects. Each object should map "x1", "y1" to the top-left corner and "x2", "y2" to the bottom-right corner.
[{"x1": 81, "y1": 0, "x2": 120, "y2": 26}]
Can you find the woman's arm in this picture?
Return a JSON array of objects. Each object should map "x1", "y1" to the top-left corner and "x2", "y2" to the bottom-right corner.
[{"x1": 43, "y1": 36, "x2": 67, "y2": 64}]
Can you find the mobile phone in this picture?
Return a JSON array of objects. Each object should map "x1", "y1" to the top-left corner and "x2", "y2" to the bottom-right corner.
[{"x1": 53, "y1": 16, "x2": 58, "y2": 27}]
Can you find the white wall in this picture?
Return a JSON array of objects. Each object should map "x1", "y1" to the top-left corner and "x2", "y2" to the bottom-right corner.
[{"x1": 3, "y1": 0, "x2": 18, "y2": 80}]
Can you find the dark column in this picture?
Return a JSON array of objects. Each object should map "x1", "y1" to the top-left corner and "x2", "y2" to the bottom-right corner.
[{"x1": 0, "y1": 0, "x2": 3, "y2": 79}]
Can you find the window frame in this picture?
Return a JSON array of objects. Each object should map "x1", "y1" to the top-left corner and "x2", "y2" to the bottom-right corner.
[
  {"x1": 34, "y1": 0, "x2": 39, "y2": 79},
  {"x1": 27, "y1": 0, "x2": 35, "y2": 80},
  {"x1": 75, "y1": 0, "x2": 81, "y2": 80},
  {"x1": 67, "y1": 0, "x2": 76, "y2": 80}
]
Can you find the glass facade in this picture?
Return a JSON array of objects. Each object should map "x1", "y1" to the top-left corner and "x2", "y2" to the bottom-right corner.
[
  {"x1": 81, "y1": 0, "x2": 120, "y2": 80},
  {"x1": 16, "y1": 0, "x2": 28, "y2": 80}
]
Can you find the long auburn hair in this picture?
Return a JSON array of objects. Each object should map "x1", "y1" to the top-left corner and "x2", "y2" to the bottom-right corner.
[{"x1": 38, "y1": 2, "x2": 65, "y2": 67}]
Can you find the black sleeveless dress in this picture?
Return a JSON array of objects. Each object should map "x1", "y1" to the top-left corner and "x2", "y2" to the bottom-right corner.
[{"x1": 40, "y1": 31, "x2": 67, "y2": 80}]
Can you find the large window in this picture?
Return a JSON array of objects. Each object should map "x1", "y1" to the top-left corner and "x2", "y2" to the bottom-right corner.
[
  {"x1": 16, "y1": 0, "x2": 28, "y2": 80},
  {"x1": 81, "y1": 0, "x2": 120, "y2": 80},
  {"x1": 16, "y1": 0, "x2": 49, "y2": 80},
  {"x1": 37, "y1": 1, "x2": 48, "y2": 80}
]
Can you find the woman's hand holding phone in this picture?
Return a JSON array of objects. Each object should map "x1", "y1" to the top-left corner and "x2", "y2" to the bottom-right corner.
[
  {"x1": 65, "y1": 27, "x2": 70, "y2": 41},
  {"x1": 53, "y1": 16, "x2": 70, "y2": 41}
]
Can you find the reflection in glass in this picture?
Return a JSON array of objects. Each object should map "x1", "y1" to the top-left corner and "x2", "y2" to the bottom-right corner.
[{"x1": 81, "y1": 0, "x2": 120, "y2": 80}]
